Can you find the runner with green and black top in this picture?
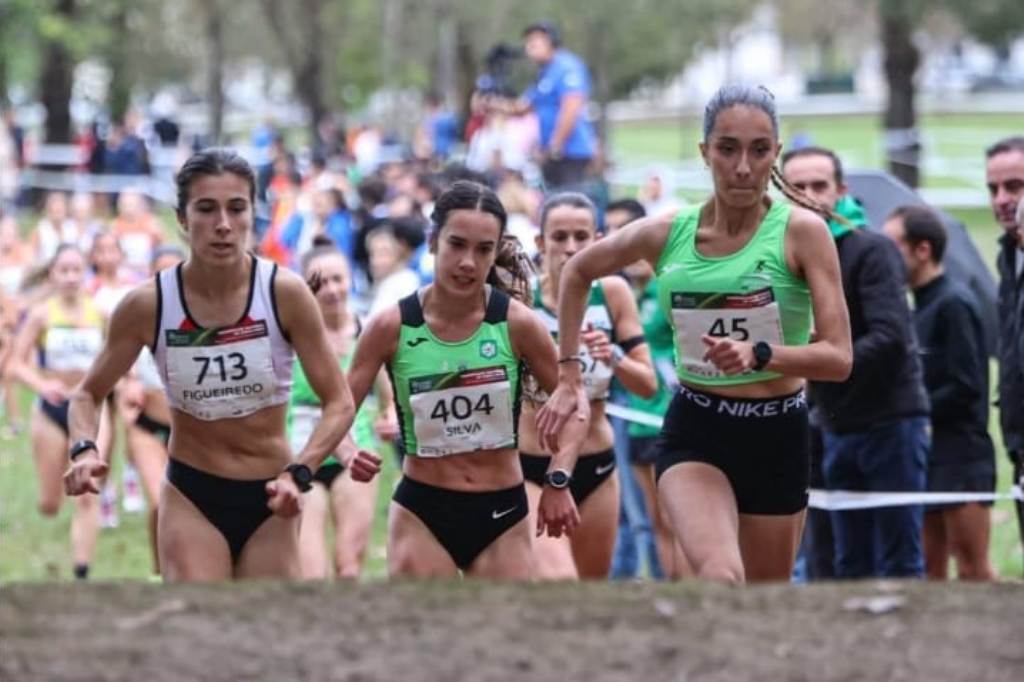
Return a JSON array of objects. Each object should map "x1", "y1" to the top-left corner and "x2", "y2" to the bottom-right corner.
[
  {"x1": 289, "y1": 242, "x2": 397, "y2": 579},
  {"x1": 518, "y1": 192, "x2": 657, "y2": 580},
  {"x1": 344, "y1": 181, "x2": 591, "y2": 579},
  {"x1": 538, "y1": 86, "x2": 853, "y2": 584},
  {"x1": 604, "y1": 198, "x2": 689, "y2": 579}
]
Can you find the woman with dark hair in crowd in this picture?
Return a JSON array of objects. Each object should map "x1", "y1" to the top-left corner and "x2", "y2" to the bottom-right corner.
[
  {"x1": 518, "y1": 191, "x2": 657, "y2": 580},
  {"x1": 344, "y1": 179, "x2": 590, "y2": 579},
  {"x1": 538, "y1": 85, "x2": 852, "y2": 583},
  {"x1": 64, "y1": 148, "x2": 354, "y2": 581}
]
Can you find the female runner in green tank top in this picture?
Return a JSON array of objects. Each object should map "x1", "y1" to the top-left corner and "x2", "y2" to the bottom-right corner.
[
  {"x1": 538, "y1": 85, "x2": 852, "y2": 583},
  {"x1": 345, "y1": 180, "x2": 590, "y2": 579},
  {"x1": 518, "y1": 192, "x2": 657, "y2": 580},
  {"x1": 289, "y1": 242, "x2": 398, "y2": 579}
]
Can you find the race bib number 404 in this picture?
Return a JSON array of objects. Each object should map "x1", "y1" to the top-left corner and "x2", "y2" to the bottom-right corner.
[
  {"x1": 409, "y1": 365, "x2": 515, "y2": 457},
  {"x1": 165, "y1": 320, "x2": 278, "y2": 421},
  {"x1": 670, "y1": 288, "x2": 783, "y2": 379}
]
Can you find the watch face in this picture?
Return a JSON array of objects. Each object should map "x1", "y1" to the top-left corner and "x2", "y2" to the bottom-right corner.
[{"x1": 548, "y1": 470, "x2": 570, "y2": 487}]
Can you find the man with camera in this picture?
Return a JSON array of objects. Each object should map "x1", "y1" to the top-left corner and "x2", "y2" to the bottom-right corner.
[{"x1": 486, "y1": 22, "x2": 596, "y2": 191}]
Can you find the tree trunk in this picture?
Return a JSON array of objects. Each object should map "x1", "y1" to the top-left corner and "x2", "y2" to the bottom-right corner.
[
  {"x1": 300, "y1": 0, "x2": 325, "y2": 145},
  {"x1": 881, "y1": 6, "x2": 921, "y2": 188},
  {"x1": 107, "y1": 4, "x2": 131, "y2": 125},
  {"x1": 204, "y1": 3, "x2": 225, "y2": 144},
  {"x1": 435, "y1": 0, "x2": 457, "y2": 106},
  {"x1": 40, "y1": 0, "x2": 77, "y2": 145},
  {"x1": 588, "y1": 17, "x2": 611, "y2": 147}
]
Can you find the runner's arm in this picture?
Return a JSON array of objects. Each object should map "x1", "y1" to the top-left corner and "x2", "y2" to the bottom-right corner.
[
  {"x1": 276, "y1": 270, "x2": 354, "y2": 471},
  {"x1": 509, "y1": 299, "x2": 588, "y2": 469},
  {"x1": 768, "y1": 210, "x2": 852, "y2": 381},
  {"x1": 65, "y1": 287, "x2": 152, "y2": 493},
  {"x1": 537, "y1": 215, "x2": 671, "y2": 445},
  {"x1": 346, "y1": 306, "x2": 400, "y2": 414},
  {"x1": 598, "y1": 276, "x2": 656, "y2": 398},
  {"x1": 6, "y1": 306, "x2": 53, "y2": 395}
]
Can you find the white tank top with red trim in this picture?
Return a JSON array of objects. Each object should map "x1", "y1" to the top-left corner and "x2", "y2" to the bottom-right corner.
[{"x1": 152, "y1": 256, "x2": 294, "y2": 421}]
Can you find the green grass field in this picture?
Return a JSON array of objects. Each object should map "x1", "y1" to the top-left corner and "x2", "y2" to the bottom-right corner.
[{"x1": 1, "y1": 112, "x2": 1021, "y2": 582}]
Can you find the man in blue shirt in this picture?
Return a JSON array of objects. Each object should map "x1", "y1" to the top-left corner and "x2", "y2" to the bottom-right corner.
[{"x1": 519, "y1": 22, "x2": 596, "y2": 191}]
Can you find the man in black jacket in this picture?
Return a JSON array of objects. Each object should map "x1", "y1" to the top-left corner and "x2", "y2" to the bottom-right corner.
[
  {"x1": 783, "y1": 147, "x2": 930, "y2": 579},
  {"x1": 883, "y1": 205, "x2": 996, "y2": 580},
  {"x1": 985, "y1": 136, "x2": 1024, "y2": 561}
]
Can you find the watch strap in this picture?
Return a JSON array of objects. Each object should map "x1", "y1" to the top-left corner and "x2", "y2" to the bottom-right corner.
[{"x1": 69, "y1": 439, "x2": 98, "y2": 461}]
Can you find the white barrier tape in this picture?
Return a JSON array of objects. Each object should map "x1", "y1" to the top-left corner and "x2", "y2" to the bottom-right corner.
[
  {"x1": 605, "y1": 403, "x2": 665, "y2": 429},
  {"x1": 809, "y1": 487, "x2": 1023, "y2": 511},
  {"x1": 605, "y1": 403, "x2": 1024, "y2": 510}
]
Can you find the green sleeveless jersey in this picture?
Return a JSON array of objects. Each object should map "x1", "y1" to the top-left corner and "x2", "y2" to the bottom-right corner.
[
  {"x1": 287, "y1": 336, "x2": 378, "y2": 465},
  {"x1": 628, "y1": 278, "x2": 676, "y2": 437},
  {"x1": 534, "y1": 279, "x2": 616, "y2": 401},
  {"x1": 390, "y1": 288, "x2": 522, "y2": 458},
  {"x1": 655, "y1": 200, "x2": 812, "y2": 386}
]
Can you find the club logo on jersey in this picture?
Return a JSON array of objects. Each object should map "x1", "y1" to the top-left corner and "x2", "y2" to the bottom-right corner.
[{"x1": 479, "y1": 339, "x2": 498, "y2": 359}]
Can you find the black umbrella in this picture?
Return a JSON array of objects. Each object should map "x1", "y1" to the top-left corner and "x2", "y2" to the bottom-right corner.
[{"x1": 845, "y1": 170, "x2": 998, "y2": 356}]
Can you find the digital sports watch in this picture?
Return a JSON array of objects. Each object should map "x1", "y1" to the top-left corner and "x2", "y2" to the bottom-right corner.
[
  {"x1": 284, "y1": 463, "x2": 314, "y2": 492},
  {"x1": 544, "y1": 469, "x2": 572, "y2": 490}
]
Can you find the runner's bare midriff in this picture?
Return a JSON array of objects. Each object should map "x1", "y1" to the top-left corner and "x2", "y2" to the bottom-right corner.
[
  {"x1": 167, "y1": 403, "x2": 291, "y2": 479},
  {"x1": 403, "y1": 447, "x2": 523, "y2": 492}
]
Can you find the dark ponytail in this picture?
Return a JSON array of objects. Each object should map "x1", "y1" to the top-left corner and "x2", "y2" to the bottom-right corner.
[{"x1": 432, "y1": 180, "x2": 532, "y2": 300}]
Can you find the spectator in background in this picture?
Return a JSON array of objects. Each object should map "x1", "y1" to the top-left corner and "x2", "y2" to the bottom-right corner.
[
  {"x1": 497, "y1": 176, "x2": 540, "y2": 260},
  {"x1": 151, "y1": 93, "x2": 181, "y2": 148},
  {"x1": 352, "y1": 176, "x2": 390, "y2": 278},
  {"x1": 637, "y1": 170, "x2": 683, "y2": 217},
  {"x1": 0, "y1": 109, "x2": 18, "y2": 212},
  {"x1": 69, "y1": 193, "x2": 106, "y2": 240},
  {"x1": 279, "y1": 186, "x2": 355, "y2": 269},
  {"x1": 110, "y1": 190, "x2": 163, "y2": 277},
  {"x1": 417, "y1": 92, "x2": 459, "y2": 161},
  {"x1": 104, "y1": 113, "x2": 150, "y2": 178},
  {"x1": 366, "y1": 224, "x2": 420, "y2": 318},
  {"x1": 466, "y1": 98, "x2": 539, "y2": 179},
  {"x1": 32, "y1": 192, "x2": 89, "y2": 261},
  {"x1": 883, "y1": 205, "x2": 996, "y2": 581},
  {"x1": 0, "y1": 214, "x2": 31, "y2": 437},
  {"x1": 783, "y1": 146, "x2": 930, "y2": 580},
  {"x1": 494, "y1": 21, "x2": 596, "y2": 191},
  {"x1": 985, "y1": 136, "x2": 1024, "y2": 563}
]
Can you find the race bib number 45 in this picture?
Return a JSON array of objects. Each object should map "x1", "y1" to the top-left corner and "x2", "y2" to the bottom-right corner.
[
  {"x1": 165, "y1": 321, "x2": 277, "y2": 420},
  {"x1": 409, "y1": 366, "x2": 515, "y2": 457},
  {"x1": 671, "y1": 288, "x2": 783, "y2": 379}
]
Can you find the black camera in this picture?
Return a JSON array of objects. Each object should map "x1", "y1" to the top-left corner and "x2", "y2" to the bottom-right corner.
[{"x1": 476, "y1": 43, "x2": 523, "y2": 97}]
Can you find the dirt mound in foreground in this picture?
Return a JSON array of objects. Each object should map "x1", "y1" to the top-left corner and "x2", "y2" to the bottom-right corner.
[{"x1": 2, "y1": 580, "x2": 1020, "y2": 681}]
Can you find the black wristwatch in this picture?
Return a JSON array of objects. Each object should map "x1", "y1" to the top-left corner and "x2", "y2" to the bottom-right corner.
[
  {"x1": 68, "y1": 439, "x2": 98, "y2": 461},
  {"x1": 544, "y1": 468, "x2": 572, "y2": 490},
  {"x1": 752, "y1": 341, "x2": 773, "y2": 372},
  {"x1": 284, "y1": 463, "x2": 313, "y2": 493}
]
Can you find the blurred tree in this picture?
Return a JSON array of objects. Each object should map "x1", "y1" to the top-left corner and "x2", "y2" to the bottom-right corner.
[
  {"x1": 261, "y1": 0, "x2": 329, "y2": 143},
  {"x1": 879, "y1": 0, "x2": 923, "y2": 187},
  {"x1": 944, "y1": 0, "x2": 1024, "y2": 63},
  {"x1": 38, "y1": 0, "x2": 79, "y2": 143},
  {"x1": 774, "y1": 0, "x2": 873, "y2": 79}
]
